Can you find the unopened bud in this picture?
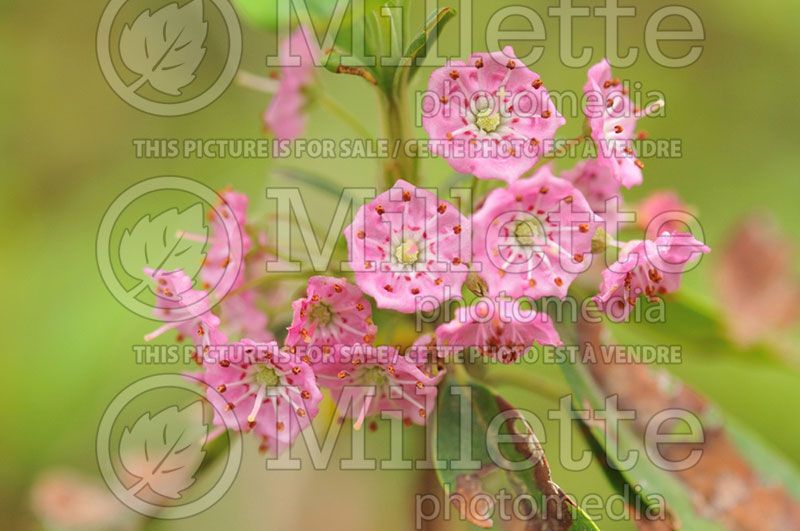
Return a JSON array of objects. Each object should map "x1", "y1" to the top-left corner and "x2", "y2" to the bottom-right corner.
[{"x1": 465, "y1": 272, "x2": 488, "y2": 297}]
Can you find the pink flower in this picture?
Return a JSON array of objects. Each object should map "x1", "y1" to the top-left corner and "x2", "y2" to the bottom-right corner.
[
  {"x1": 422, "y1": 47, "x2": 565, "y2": 182},
  {"x1": 562, "y1": 159, "x2": 623, "y2": 230},
  {"x1": 264, "y1": 26, "x2": 319, "y2": 140},
  {"x1": 471, "y1": 165, "x2": 601, "y2": 299},
  {"x1": 144, "y1": 269, "x2": 228, "y2": 360},
  {"x1": 636, "y1": 190, "x2": 694, "y2": 237},
  {"x1": 314, "y1": 344, "x2": 438, "y2": 428},
  {"x1": 203, "y1": 339, "x2": 323, "y2": 455},
  {"x1": 583, "y1": 59, "x2": 663, "y2": 188},
  {"x1": 31, "y1": 469, "x2": 128, "y2": 530},
  {"x1": 715, "y1": 215, "x2": 800, "y2": 347},
  {"x1": 190, "y1": 190, "x2": 272, "y2": 343},
  {"x1": 219, "y1": 290, "x2": 272, "y2": 342},
  {"x1": 344, "y1": 179, "x2": 470, "y2": 313},
  {"x1": 198, "y1": 189, "x2": 251, "y2": 295},
  {"x1": 594, "y1": 232, "x2": 711, "y2": 319},
  {"x1": 435, "y1": 297, "x2": 561, "y2": 363},
  {"x1": 286, "y1": 276, "x2": 377, "y2": 347}
]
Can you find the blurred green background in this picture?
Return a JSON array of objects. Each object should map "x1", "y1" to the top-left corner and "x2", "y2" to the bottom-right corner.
[{"x1": 2, "y1": 0, "x2": 799, "y2": 529}]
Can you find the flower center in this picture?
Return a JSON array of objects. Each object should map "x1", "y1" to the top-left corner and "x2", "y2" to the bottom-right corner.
[
  {"x1": 253, "y1": 365, "x2": 281, "y2": 387},
  {"x1": 359, "y1": 366, "x2": 389, "y2": 388},
  {"x1": 473, "y1": 95, "x2": 501, "y2": 133},
  {"x1": 394, "y1": 239, "x2": 421, "y2": 266},
  {"x1": 513, "y1": 219, "x2": 543, "y2": 246},
  {"x1": 309, "y1": 302, "x2": 333, "y2": 326},
  {"x1": 475, "y1": 111, "x2": 501, "y2": 133}
]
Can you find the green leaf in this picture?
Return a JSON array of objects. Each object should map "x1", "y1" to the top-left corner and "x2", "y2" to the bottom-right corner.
[
  {"x1": 320, "y1": 47, "x2": 378, "y2": 85},
  {"x1": 272, "y1": 166, "x2": 354, "y2": 200},
  {"x1": 396, "y1": 6, "x2": 456, "y2": 87},
  {"x1": 119, "y1": 204, "x2": 207, "y2": 284},
  {"x1": 433, "y1": 371, "x2": 600, "y2": 530},
  {"x1": 606, "y1": 291, "x2": 788, "y2": 367},
  {"x1": 720, "y1": 409, "x2": 800, "y2": 501}
]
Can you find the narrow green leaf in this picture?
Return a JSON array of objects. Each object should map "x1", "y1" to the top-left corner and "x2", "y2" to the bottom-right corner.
[
  {"x1": 721, "y1": 411, "x2": 800, "y2": 501},
  {"x1": 272, "y1": 166, "x2": 353, "y2": 201},
  {"x1": 606, "y1": 291, "x2": 789, "y2": 367},
  {"x1": 321, "y1": 48, "x2": 378, "y2": 85},
  {"x1": 559, "y1": 355, "x2": 722, "y2": 530},
  {"x1": 396, "y1": 7, "x2": 456, "y2": 87}
]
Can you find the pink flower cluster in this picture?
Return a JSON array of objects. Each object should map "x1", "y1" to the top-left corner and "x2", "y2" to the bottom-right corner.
[
  {"x1": 143, "y1": 187, "x2": 442, "y2": 454},
  {"x1": 140, "y1": 50, "x2": 709, "y2": 457}
]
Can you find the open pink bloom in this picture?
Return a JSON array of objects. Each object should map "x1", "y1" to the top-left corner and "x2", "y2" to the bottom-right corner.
[
  {"x1": 472, "y1": 166, "x2": 601, "y2": 299},
  {"x1": 584, "y1": 59, "x2": 663, "y2": 189},
  {"x1": 594, "y1": 232, "x2": 710, "y2": 319},
  {"x1": 203, "y1": 339, "x2": 322, "y2": 455},
  {"x1": 637, "y1": 190, "x2": 694, "y2": 237},
  {"x1": 436, "y1": 297, "x2": 561, "y2": 363},
  {"x1": 199, "y1": 190, "x2": 251, "y2": 294},
  {"x1": 562, "y1": 159, "x2": 623, "y2": 230},
  {"x1": 145, "y1": 269, "x2": 228, "y2": 365},
  {"x1": 286, "y1": 276, "x2": 377, "y2": 347},
  {"x1": 264, "y1": 26, "x2": 319, "y2": 140},
  {"x1": 344, "y1": 180, "x2": 470, "y2": 313},
  {"x1": 422, "y1": 46, "x2": 565, "y2": 182},
  {"x1": 314, "y1": 344, "x2": 438, "y2": 428}
]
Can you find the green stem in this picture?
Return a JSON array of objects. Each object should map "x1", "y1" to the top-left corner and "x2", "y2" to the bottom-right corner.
[
  {"x1": 316, "y1": 91, "x2": 373, "y2": 139},
  {"x1": 470, "y1": 177, "x2": 481, "y2": 212},
  {"x1": 379, "y1": 89, "x2": 418, "y2": 189}
]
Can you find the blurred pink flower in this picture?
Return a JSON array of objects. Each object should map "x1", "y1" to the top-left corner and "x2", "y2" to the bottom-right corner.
[
  {"x1": 193, "y1": 190, "x2": 272, "y2": 343},
  {"x1": 286, "y1": 276, "x2": 377, "y2": 347},
  {"x1": 583, "y1": 59, "x2": 663, "y2": 188},
  {"x1": 203, "y1": 339, "x2": 322, "y2": 455},
  {"x1": 315, "y1": 344, "x2": 438, "y2": 428},
  {"x1": 637, "y1": 190, "x2": 694, "y2": 237},
  {"x1": 716, "y1": 215, "x2": 800, "y2": 347},
  {"x1": 264, "y1": 26, "x2": 320, "y2": 140},
  {"x1": 422, "y1": 47, "x2": 565, "y2": 182},
  {"x1": 436, "y1": 297, "x2": 561, "y2": 363},
  {"x1": 472, "y1": 165, "x2": 601, "y2": 299},
  {"x1": 219, "y1": 290, "x2": 272, "y2": 342},
  {"x1": 594, "y1": 232, "x2": 710, "y2": 319},
  {"x1": 200, "y1": 189, "x2": 252, "y2": 294},
  {"x1": 31, "y1": 469, "x2": 129, "y2": 530},
  {"x1": 344, "y1": 179, "x2": 470, "y2": 313}
]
